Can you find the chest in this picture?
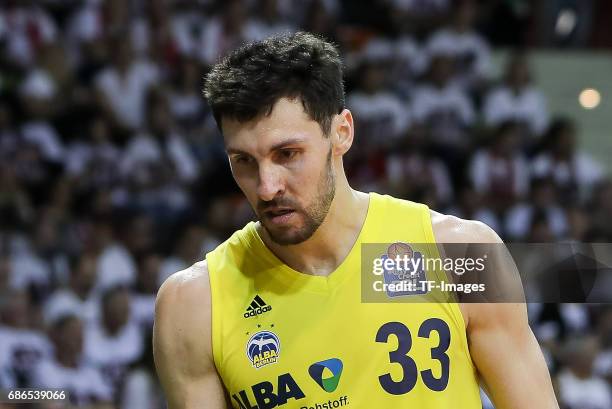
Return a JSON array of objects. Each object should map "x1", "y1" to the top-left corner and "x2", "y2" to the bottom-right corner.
[{"x1": 218, "y1": 289, "x2": 474, "y2": 409}]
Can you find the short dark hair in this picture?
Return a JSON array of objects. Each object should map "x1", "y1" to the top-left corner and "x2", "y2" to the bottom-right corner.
[{"x1": 203, "y1": 31, "x2": 345, "y2": 136}]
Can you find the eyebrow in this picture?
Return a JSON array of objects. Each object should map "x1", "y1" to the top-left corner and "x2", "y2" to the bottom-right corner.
[{"x1": 226, "y1": 137, "x2": 306, "y2": 155}]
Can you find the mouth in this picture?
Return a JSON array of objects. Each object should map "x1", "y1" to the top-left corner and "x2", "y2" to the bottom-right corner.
[{"x1": 263, "y1": 208, "x2": 296, "y2": 225}]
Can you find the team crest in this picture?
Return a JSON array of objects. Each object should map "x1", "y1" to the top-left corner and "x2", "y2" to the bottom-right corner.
[{"x1": 246, "y1": 330, "x2": 280, "y2": 369}]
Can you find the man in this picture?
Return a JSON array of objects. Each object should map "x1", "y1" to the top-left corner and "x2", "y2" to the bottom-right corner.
[
  {"x1": 154, "y1": 32, "x2": 559, "y2": 408},
  {"x1": 33, "y1": 314, "x2": 113, "y2": 408}
]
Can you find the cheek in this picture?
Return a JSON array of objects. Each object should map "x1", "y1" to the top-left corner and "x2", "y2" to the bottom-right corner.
[
  {"x1": 230, "y1": 165, "x2": 256, "y2": 193},
  {"x1": 288, "y1": 159, "x2": 327, "y2": 196}
]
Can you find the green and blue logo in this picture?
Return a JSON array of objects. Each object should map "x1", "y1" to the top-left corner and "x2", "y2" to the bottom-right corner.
[{"x1": 308, "y1": 358, "x2": 343, "y2": 393}]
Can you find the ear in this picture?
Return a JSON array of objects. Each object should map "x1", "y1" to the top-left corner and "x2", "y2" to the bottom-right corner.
[{"x1": 331, "y1": 109, "x2": 354, "y2": 156}]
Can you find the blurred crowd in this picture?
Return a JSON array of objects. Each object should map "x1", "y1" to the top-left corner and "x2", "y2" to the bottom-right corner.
[{"x1": 0, "y1": 0, "x2": 611, "y2": 408}]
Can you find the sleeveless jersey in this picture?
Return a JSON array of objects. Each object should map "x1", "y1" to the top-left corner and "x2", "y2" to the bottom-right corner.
[{"x1": 206, "y1": 192, "x2": 482, "y2": 409}]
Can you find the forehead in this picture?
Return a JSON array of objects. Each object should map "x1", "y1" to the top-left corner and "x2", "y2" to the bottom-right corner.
[{"x1": 222, "y1": 97, "x2": 323, "y2": 153}]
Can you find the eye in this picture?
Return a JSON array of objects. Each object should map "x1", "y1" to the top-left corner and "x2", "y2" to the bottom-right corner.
[
  {"x1": 278, "y1": 149, "x2": 299, "y2": 161},
  {"x1": 234, "y1": 155, "x2": 253, "y2": 164}
]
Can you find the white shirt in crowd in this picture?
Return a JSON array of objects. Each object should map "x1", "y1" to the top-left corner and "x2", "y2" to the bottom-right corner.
[
  {"x1": 504, "y1": 202, "x2": 568, "y2": 240},
  {"x1": 66, "y1": 2, "x2": 103, "y2": 44},
  {"x1": 557, "y1": 369, "x2": 612, "y2": 409},
  {"x1": 121, "y1": 368, "x2": 164, "y2": 409},
  {"x1": 412, "y1": 83, "x2": 475, "y2": 125},
  {"x1": 386, "y1": 153, "x2": 453, "y2": 204},
  {"x1": 395, "y1": 35, "x2": 427, "y2": 78},
  {"x1": 244, "y1": 18, "x2": 295, "y2": 43},
  {"x1": 483, "y1": 85, "x2": 549, "y2": 136},
  {"x1": 20, "y1": 120, "x2": 64, "y2": 163},
  {"x1": 44, "y1": 289, "x2": 100, "y2": 326},
  {"x1": 121, "y1": 133, "x2": 199, "y2": 184},
  {"x1": 411, "y1": 83, "x2": 475, "y2": 147},
  {"x1": 170, "y1": 10, "x2": 208, "y2": 58},
  {"x1": 198, "y1": 17, "x2": 247, "y2": 65},
  {"x1": 64, "y1": 140, "x2": 121, "y2": 183},
  {"x1": 469, "y1": 149, "x2": 530, "y2": 198},
  {"x1": 94, "y1": 61, "x2": 159, "y2": 129},
  {"x1": 8, "y1": 252, "x2": 51, "y2": 292},
  {"x1": 84, "y1": 320, "x2": 144, "y2": 393},
  {"x1": 33, "y1": 359, "x2": 112, "y2": 406},
  {"x1": 0, "y1": 326, "x2": 53, "y2": 387},
  {"x1": 0, "y1": 6, "x2": 57, "y2": 66},
  {"x1": 96, "y1": 243, "x2": 137, "y2": 293},
  {"x1": 532, "y1": 152, "x2": 604, "y2": 199},
  {"x1": 131, "y1": 294, "x2": 156, "y2": 329},
  {"x1": 347, "y1": 91, "x2": 411, "y2": 141},
  {"x1": 424, "y1": 27, "x2": 491, "y2": 82}
]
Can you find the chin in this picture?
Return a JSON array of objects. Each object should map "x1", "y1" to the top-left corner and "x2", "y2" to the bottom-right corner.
[{"x1": 265, "y1": 225, "x2": 312, "y2": 246}]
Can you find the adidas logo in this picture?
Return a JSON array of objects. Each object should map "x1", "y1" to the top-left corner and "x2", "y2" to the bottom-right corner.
[{"x1": 244, "y1": 295, "x2": 272, "y2": 318}]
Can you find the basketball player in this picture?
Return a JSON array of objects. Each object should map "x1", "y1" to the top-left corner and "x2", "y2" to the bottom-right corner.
[{"x1": 153, "y1": 32, "x2": 559, "y2": 408}]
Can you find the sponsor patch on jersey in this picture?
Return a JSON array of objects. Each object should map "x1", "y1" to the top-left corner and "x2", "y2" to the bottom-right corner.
[
  {"x1": 246, "y1": 330, "x2": 280, "y2": 369},
  {"x1": 308, "y1": 358, "x2": 343, "y2": 393},
  {"x1": 382, "y1": 243, "x2": 429, "y2": 297},
  {"x1": 244, "y1": 295, "x2": 272, "y2": 318}
]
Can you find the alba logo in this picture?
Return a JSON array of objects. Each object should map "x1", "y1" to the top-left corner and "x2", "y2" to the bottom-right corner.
[{"x1": 308, "y1": 358, "x2": 343, "y2": 393}]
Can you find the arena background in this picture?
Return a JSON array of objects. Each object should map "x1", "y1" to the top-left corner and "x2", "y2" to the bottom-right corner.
[{"x1": 1, "y1": 0, "x2": 612, "y2": 408}]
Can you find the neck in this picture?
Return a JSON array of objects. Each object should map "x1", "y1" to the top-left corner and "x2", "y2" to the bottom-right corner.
[{"x1": 258, "y1": 176, "x2": 370, "y2": 277}]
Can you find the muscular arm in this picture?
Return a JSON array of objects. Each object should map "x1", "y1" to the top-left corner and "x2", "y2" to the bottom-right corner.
[
  {"x1": 153, "y1": 261, "x2": 228, "y2": 409},
  {"x1": 431, "y1": 211, "x2": 559, "y2": 409}
]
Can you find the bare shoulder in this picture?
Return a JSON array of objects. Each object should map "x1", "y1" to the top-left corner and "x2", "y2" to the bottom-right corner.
[
  {"x1": 154, "y1": 259, "x2": 214, "y2": 361},
  {"x1": 430, "y1": 209, "x2": 503, "y2": 244},
  {"x1": 430, "y1": 210, "x2": 522, "y2": 329},
  {"x1": 157, "y1": 260, "x2": 211, "y2": 305}
]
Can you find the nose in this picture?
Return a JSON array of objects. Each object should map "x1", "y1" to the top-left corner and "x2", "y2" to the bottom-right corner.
[{"x1": 256, "y1": 162, "x2": 284, "y2": 202}]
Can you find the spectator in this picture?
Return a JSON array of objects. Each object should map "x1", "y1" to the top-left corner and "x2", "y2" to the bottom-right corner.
[
  {"x1": 89, "y1": 219, "x2": 137, "y2": 293},
  {"x1": 94, "y1": 35, "x2": 160, "y2": 131},
  {"x1": 44, "y1": 253, "x2": 100, "y2": 326},
  {"x1": 244, "y1": 0, "x2": 296, "y2": 42},
  {"x1": 8, "y1": 216, "x2": 58, "y2": 298},
  {"x1": 505, "y1": 177, "x2": 568, "y2": 240},
  {"x1": 0, "y1": 291, "x2": 52, "y2": 388},
  {"x1": 446, "y1": 184, "x2": 501, "y2": 233},
  {"x1": 346, "y1": 58, "x2": 411, "y2": 189},
  {"x1": 120, "y1": 330, "x2": 164, "y2": 409},
  {"x1": 532, "y1": 118, "x2": 604, "y2": 204},
  {"x1": 199, "y1": 0, "x2": 250, "y2": 65},
  {"x1": 168, "y1": 58, "x2": 208, "y2": 130},
  {"x1": 423, "y1": 0, "x2": 491, "y2": 89},
  {"x1": 159, "y1": 225, "x2": 220, "y2": 285},
  {"x1": 302, "y1": 0, "x2": 338, "y2": 43},
  {"x1": 33, "y1": 315, "x2": 113, "y2": 408},
  {"x1": 0, "y1": 1, "x2": 58, "y2": 67},
  {"x1": 557, "y1": 336, "x2": 612, "y2": 409},
  {"x1": 19, "y1": 68, "x2": 64, "y2": 164},
  {"x1": 64, "y1": 116, "x2": 122, "y2": 189},
  {"x1": 131, "y1": 253, "x2": 161, "y2": 330},
  {"x1": 84, "y1": 286, "x2": 144, "y2": 399},
  {"x1": 483, "y1": 51, "x2": 549, "y2": 139},
  {"x1": 411, "y1": 54, "x2": 475, "y2": 163},
  {"x1": 347, "y1": 60, "x2": 411, "y2": 146},
  {"x1": 589, "y1": 180, "x2": 612, "y2": 240},
  {"x1": 384, "y1": 132, "x2": 453, "y2": 206},
  {"x1": 469, "y1": 121, "x2": 530, "y2": 213}
]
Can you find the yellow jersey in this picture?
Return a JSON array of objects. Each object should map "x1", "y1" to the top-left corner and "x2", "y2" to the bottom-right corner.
[{"x1": 206, "y1": 192, "x2": 482, "y2": 408}]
